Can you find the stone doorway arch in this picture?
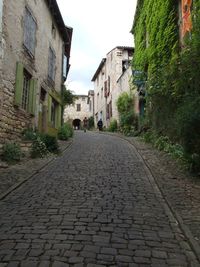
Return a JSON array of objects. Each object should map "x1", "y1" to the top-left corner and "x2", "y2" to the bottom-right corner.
[{"x1": 73, "y1": 119, "x2": 81, "y2": 130}]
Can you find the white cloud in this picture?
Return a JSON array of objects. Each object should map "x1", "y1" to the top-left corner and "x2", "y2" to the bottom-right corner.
[
  {"x1": 65, "y1": 80, "x2": 92, "y2": 96},
  {"x1": 57, "y1": 0, "x2": 137, "y2": 94}
]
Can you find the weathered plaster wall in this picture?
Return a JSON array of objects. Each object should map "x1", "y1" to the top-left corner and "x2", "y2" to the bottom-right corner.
[{"x1": 93, "y1": 47, "x2": 133, "y2": 127}]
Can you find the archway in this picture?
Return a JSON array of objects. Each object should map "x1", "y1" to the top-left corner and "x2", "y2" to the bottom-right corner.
[{"x1": 73, "y1": 119, "x2": 81, "y2": 130}]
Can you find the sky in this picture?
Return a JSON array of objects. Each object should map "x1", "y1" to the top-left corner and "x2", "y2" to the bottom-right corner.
[{"x1": 57, "y1": 0, "x2": 138, "y2": 95}]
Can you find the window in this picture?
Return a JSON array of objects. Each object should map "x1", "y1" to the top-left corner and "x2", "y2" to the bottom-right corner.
[
  {"x1": 122, "y1": 60, "x2": 130, "y2": 72},
  {"x1": 63, "y1": 55, "x2": 68, "y2": 79},
  {"x1": 22, "y1": 70, "x2": 31, "y2": 111},
  {"x1": 89, "y1": 100, "x2": 92, "y2": 112},
  {"x1": 40, "y1": 88, "x2": 46, "y2": 102},
  {"x1": 77, "y1": 104, "x2": 81, "y2": 111},
  {"x1": 104, "y1": 81, "x2": 107, "y2": 97},
  {"x1": 97, "y1": 93, "x2": 99, "y2": 108},
  {"x1": 14, "y1": 62, "x2": 37, "y2": 115},
  {"x1": 48, "y1": 47, "x2": 56, "y2": 81},
  {"x1": 82, "y1": 97, "x2": 85, "y2": 101},
  {"x1": 117, "y1": 51, "x2": 122, "y2": 56},
  {"x1": 51, "y1": 99, "x2": 58, "y2": 127},
  {"x1": 109, "y1": 101, "x2": 112, "y2": 118},
  {"x1": 52, "y1": 23, "x2": 56, "y2": 38},
  {"x1": 106, "y1": 104, "x2": 109, "y2": 119},
  {"x1": 107, "y1": 76, "x2": 110, "y2": 94},
  {"x1": 24, "y1": 7, "x2": 36, "y2": 56}
]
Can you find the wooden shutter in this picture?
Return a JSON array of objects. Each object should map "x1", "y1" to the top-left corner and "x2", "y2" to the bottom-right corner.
[
  {"x1": 48, "y1": 94, "x2": 52, "y2": 122},
  {"x1": 57, "y1": 104, "x2": 62, "y2": 129},
  {"x1": 14, "y1": 62, "x2": 24, "y2": 106},
  {"x1": 28, "y1": 79, "x2": 37, "y2": 115}
]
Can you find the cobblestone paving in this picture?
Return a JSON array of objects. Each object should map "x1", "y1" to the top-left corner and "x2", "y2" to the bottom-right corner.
[
  {"x1": 0, "y1": 140, "x2": 72, "y2": 197},
  {"x1": 125, "y1": 136, "x2": 200, "y2": 249},
  {"x1": 0, "y1": 132, "x2": 200, "y2": 266}
]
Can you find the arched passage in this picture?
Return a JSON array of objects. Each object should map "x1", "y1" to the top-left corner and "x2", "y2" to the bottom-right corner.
[{"x1": 73, "y1": 119, "x2": 81, "y2": 130}]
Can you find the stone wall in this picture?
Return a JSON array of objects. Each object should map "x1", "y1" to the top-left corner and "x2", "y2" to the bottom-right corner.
[
  {"x1": 0, "y1": 0, "x2": 64, "y2": 144},
  {"x1": 64, "y1": 95, "x2": 93, "y2": 123}
]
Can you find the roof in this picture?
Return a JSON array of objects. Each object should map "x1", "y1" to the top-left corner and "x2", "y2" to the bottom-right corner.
[
  {"x1": 107, "y1": 46, "x2": 134, "y2": 55},
  {"x1": 45, "y1": 0, "x2": 73, "y2": 44},
  {"x1": 91, "y1": 58, "x2": 106, "y2": 82},
  {"x1": 75, "y1": 95, "x2": 88, "y2": 98}
]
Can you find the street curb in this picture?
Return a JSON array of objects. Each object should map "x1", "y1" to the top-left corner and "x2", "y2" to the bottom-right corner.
[
  {"x1": 101, "y1": 132, "x2": 200, "y2": 263},
  {"x1": 0, "y1": 139, "x2": 73, "y2": 201},
  {"x1": 125, "y1": 137, "x2": 200, "y2": 263}
]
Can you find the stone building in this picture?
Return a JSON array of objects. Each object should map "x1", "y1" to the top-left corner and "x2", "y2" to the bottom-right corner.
[
  {"x1": 91, "y1": 46, "x2": 134, "y2": 128},
  {"x1": 0, "y1": 0, "x2": 72, "y2": 146},
  {"x1": 64, "y1": 91, "x2": 94, "y2": 129}
]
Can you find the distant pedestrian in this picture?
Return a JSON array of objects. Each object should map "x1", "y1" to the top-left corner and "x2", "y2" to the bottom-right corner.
[
  {"x1": 97, "y1": 118, "x2": 103, "y2": 131},
  {"x1": 83, "y1": 117, "x2": 88, "y2": 132}
]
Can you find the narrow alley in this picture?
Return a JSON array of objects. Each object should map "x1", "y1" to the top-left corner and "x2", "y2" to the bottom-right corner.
[{"x1": 0, "y1": 132, "x2": 199, "y2": 267}]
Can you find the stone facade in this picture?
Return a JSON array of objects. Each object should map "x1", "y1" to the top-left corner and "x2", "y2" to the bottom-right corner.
[
  {"x1": 0, "y1": 0, "x2": 72, "y2": 146},
  {"x1": 92, "y1": 46, "x2": 134, "y2": 128},
  {"x1": 64, "y1": 91, "x2": 94, "y2": 128}
]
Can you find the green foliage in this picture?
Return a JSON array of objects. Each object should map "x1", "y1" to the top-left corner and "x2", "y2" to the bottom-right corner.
[
  {"x1": 141, "y1": 130, "x2": 200, "y2": 173},
  {"x1": 116, "y1": 92, "x2": 137, "y2": 134},
  {"x1": 88, "y1": 116, "x2": 94, "y2": 129},
  {"x1": 116, "y1": 92, "x2": 133, "y2": 114},
  {"x1": 174, "y1": 96, "x2": 200, "y2": 172},
  {"x1": 142, "y1": 130, "x2": 185, "y2": 160},
  {"x1": 58, "y1": 123, "x2": 74, "y2": 140},
  {"x1": 40, "y1": 134, "x2": 59, "y2": 154},
  {"x1": 22, "y1": 128, "x2": 37, "y2": 141},
  {"x1": 62, "y1": 85, "x2": 77, "y2": 106},
  {"x1": 1, "y1": 143, "x2": 22, "y2": 163},
  {"x1": 133, "y1": 0, "x2": 200, "y2": 173},
  {"x1": 30, "y1": 137, "x2": 48, "y2": 158},
  {"x1": 108, "y1": 119, "x2": 118, "y2": 132}
]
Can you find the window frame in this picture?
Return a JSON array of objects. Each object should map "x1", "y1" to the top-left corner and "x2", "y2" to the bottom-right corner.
[
  {"x1": 23, "y1": 6, "x2": 37, "y2": 57},
  {"x1": 76, "y1": 104, "x2": 81, "y2": 112},
  {"x1": 48, "y1": 46, "x2": 56, "y2": 82},
  {"x1": 51, "y1": 98, "x2": 58, "y2": 127},
  {"x1": 21, "y1": 69, "x2": 31, "y2": 111}
]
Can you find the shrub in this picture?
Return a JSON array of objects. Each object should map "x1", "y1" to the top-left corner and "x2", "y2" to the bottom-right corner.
[
  {"x1": 58, "y1": 123, "x2": 74, "y2": 140},
  {"x1": 22, "y1": 128, "x2": 37, "y2": 141},
  {"x1": 30, "y1": 137, "x2": 48, "y2": 158},
  {"x1": 175, "y1": 96, "x2": 200, "y2": 172},
  {"x1": 2, "y1": 143, "x2": 22, "y2": 163},
  {"x1": 88, "y1": 116, "x2": 94, "y2": 129},
  {"x1": 108, "y1": 119, "x2": 118, "y2": 132},
  {"x1": 40, "y1": 134, "x2": 59, "y2": 154},
  {"x1": 175, "y1": 96, "x2": 200, "y2": 155},
  {"x1": 116, "y1": 92, "x2": 137, "y2": 135}
]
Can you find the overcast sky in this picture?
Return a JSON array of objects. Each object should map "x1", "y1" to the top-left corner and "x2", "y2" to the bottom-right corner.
[{"x1": 57, "y1": 0, "x2": 138, "y2": 95}]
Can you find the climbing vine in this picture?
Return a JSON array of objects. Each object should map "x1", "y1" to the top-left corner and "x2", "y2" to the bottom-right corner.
[{"x1": 132, "y1": 0, "x2": 200, "y2": 172}]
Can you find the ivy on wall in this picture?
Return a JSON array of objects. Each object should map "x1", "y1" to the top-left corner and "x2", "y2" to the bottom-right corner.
[{"x1": 132, "y1": 0, "x2": 200, "y2": 171}]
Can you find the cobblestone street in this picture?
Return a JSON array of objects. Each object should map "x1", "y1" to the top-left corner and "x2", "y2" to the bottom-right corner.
[{"x1": 0, "y1": 131, "x2": 200, "y2": 267}]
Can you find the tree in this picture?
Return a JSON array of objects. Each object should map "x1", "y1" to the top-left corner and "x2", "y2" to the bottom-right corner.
[{"x1": 62, "y1": 85, "x2": 77, "y2": 106}]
